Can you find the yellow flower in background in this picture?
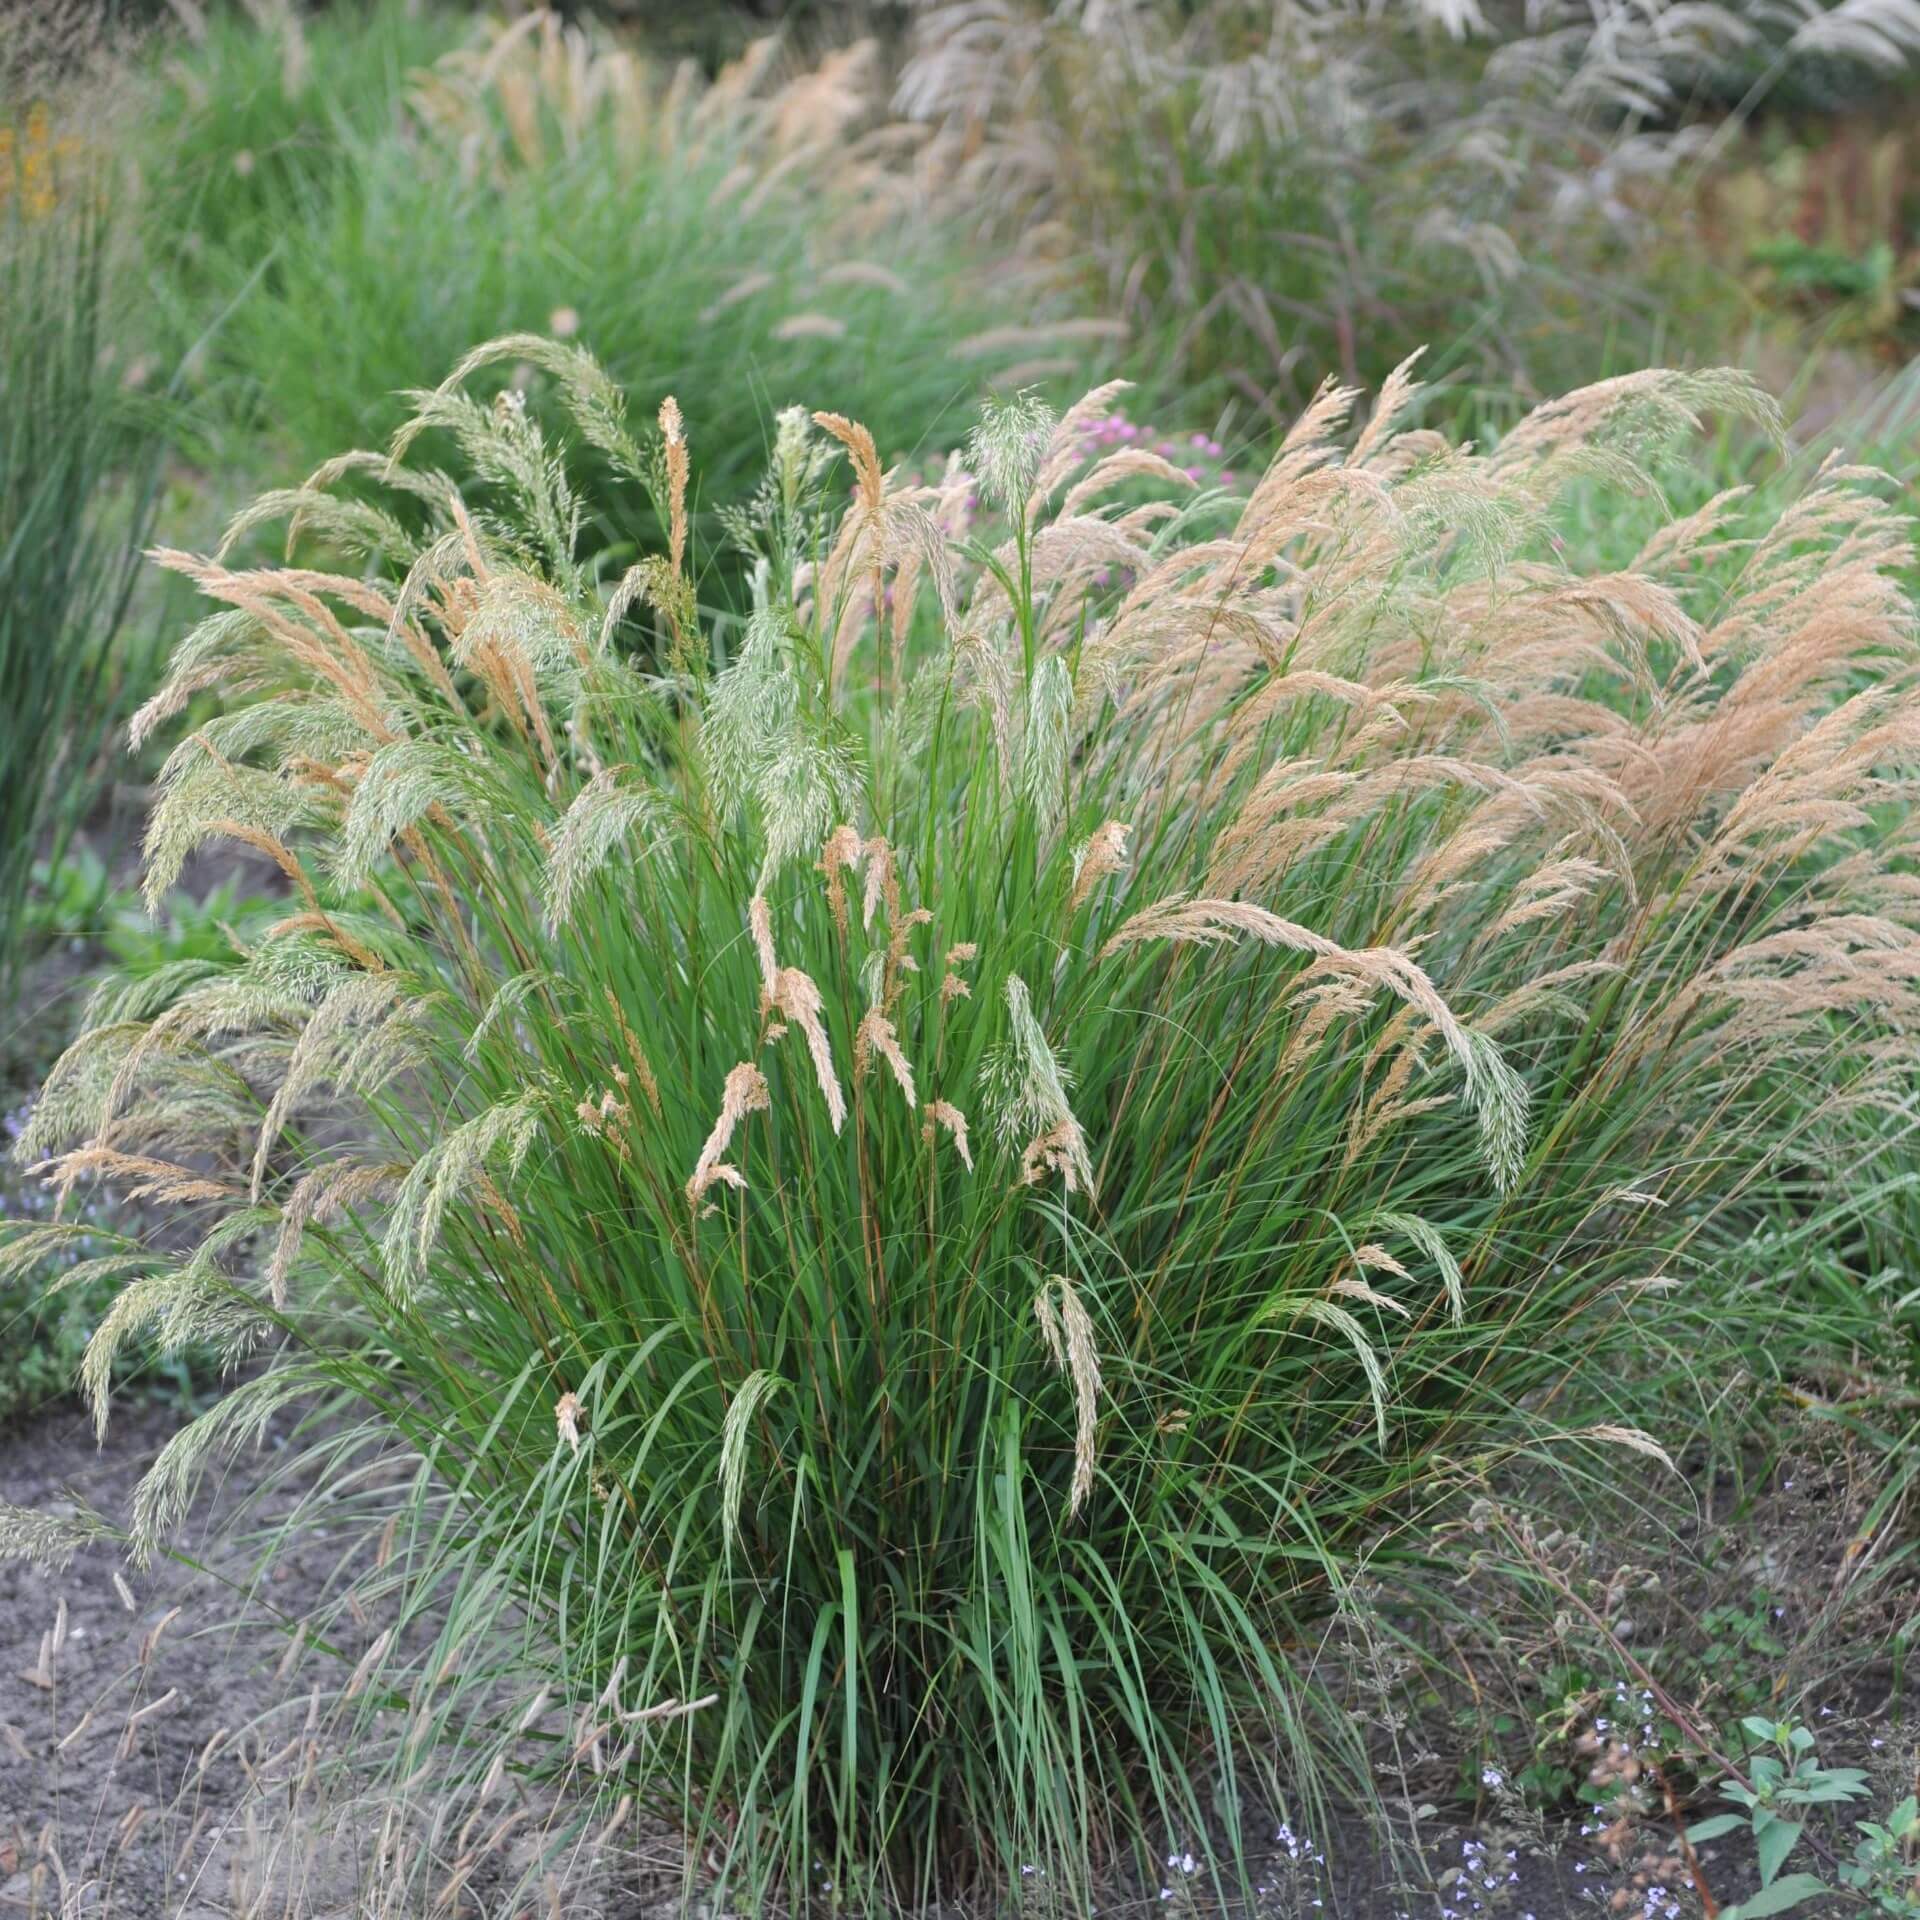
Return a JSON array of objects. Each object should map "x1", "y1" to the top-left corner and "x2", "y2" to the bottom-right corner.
[
  {"x1": 23, "y1": 102, "x2": 52, "y2": 218},
  {"x1": 2, "y1": 102, "x2": 82, "y2": 220}
]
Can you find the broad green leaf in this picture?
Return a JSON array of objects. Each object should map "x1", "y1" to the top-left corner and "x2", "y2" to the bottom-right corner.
[
  {"x1": 1723, "y1": 1871, "x2": 1828, "y2": 1918},
  {"x1": 1684, "y1": 1813, "x2": 1746, "y2": 1843},
  {"x1": 1755, "y1": 1814, "x2": 1801, "y2": 1886}
]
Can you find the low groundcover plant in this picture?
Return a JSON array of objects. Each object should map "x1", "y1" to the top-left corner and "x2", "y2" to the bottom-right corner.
[{"x1": 6, "y1": 337, "x2": 1918, "y2": 1913}]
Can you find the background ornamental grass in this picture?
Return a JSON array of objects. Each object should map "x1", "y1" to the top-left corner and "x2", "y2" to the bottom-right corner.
[
  {"x1": 0, "y1": 99, "x2": 162, "y2": 991},
  {"x1": 8, "y1": 334, "x2": 1920, "y2": 1911}
]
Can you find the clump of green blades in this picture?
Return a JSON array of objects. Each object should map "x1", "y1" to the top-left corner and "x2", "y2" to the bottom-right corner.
[{"x1": 11, "y1": 338, "x2": 1920, "y2": 1916}]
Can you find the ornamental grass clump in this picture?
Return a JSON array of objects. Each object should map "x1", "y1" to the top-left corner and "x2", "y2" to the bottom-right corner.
[
  {"x1": 137, "y1": 5, "x2": 1060, "y2": 538},
  {"x1": 10, "y1": 338, "x2": 1920, "y2": 1912},
  {"x1": 0, "y1": 93, "x2": 158, "y2": 970}
]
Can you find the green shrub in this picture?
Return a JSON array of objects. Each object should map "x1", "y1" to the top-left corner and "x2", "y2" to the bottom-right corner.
[
  {"x1": 11, "y1": 340, "x2": 1919, "y2": 1912},
  {"x1": 0, "y1": 1171, "x2": 203, "y2": 1427},
  {"x1": 0, "y1": 1177, "x2": 113, "y2": 1424}
]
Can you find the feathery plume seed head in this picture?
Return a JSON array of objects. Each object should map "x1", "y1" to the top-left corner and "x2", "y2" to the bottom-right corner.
[
  {"x1": 854, "y1": 1009, "x2": 917, "y2": 1107},
  {"x1": 1070, "y1": 820, "x2": 1131, "y2": 910},
  {"x1": 812, "y1": 409, "x2": 885, "y2": 515},
  {"x1": 659, "y1": 396, "x2": 689, "y2": 578},
  {"x1": 941, "y1": 941, "x2": 977, "y2": 1003},
  {"x1": 922, "y1": 1100, "x2": 973, "y2": 1170},
  {"x1": 0, "y1": 1502, "x2": 113, "y2": 1571},
  {"x1": 689, "y1": 1062, "x2": 771, "y2": 1204},
  {"x1": 546, "y1": 768, "x2": 671, "y2": 928},
  {"x1": 861, "y1": 834, "x2": 900, "y2": 931},
  {"x1": 1576, "y1": 1424, "x2": 1677, "y2": 1473},
  {"x1": 1101, "y1": 895, "x2": 1527, "y2": 1186},
  {"x1": 1017, "y1": 1118, "x2": 1094, "y2": 1194},
  {"x1": 382, "y1": 1091, "x2": 544, "y2": 1303},
  {"x1": 718, "y1": 1369, "x2": 783, "y2": 1553},
  {"x1": 1285, "y1": 1298, "x2": 1389, "y2": 1444},
  {"x1": 819, "y1": 822, "x2": 865, "y2": 934},
  {"x1": 747, "y1": 897, "x2": 846, "y2": 1132},
  {"x1": 703, "y1": 607, "x2": 863, "y2": 883},
  {"x1": 772, "y1": 404, "x2": 828, "y2": 512},
  {"x1": 968, "y1": 389, "x2": 1057, "y2": 514},
  {"x1": 130, "y1": 1367, "x2": 323, "y2": 1564},
  {"x1": 749, "y1": 892, "x2": 779, "y2": 996},
  {"x1": 1021, "y1": 656, "x2": 1074, "y2": 825},
  {"x1": 981, "y1": 975, "x2": 1092, "y2": 1196},
  {"x1": 1032, "y1": 1275, "x2": 1102, "y2": 1517}
]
